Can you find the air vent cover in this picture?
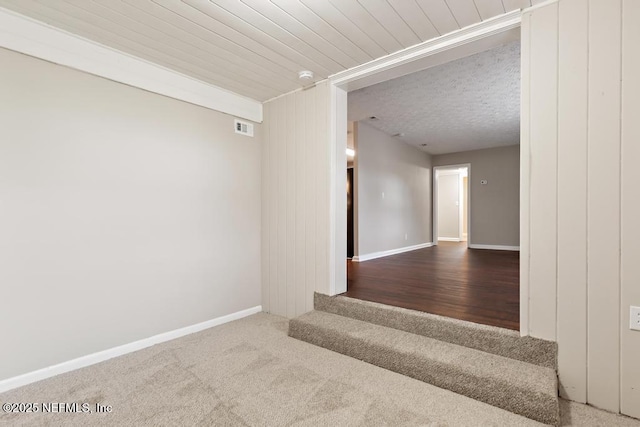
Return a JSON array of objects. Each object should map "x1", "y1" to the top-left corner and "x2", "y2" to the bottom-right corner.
[{"x1": 234, "y1": 119, "x2": 254, "y2": 137}]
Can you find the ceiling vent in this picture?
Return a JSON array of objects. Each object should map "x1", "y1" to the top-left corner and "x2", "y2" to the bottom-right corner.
[{"x1": 234, "y1": 119, "x2": 254, "y2": 137}]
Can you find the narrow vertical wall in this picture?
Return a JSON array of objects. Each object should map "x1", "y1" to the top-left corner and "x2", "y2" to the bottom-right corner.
[
  {"x1": 556, "y1": 0, "x2": 588, "y2": 403},
  {"x1": 261, "y1": 82, "x2": 332, "y2": 317},
  {"x1": 527, "y1": 1, "x2": 559, "y2": 342},
  {"x1": 522, "y1": 0, "x2": 639, "y2": 417},
  {"x1": 586, "y1": 0, "x2": 622, "y2": 412},
  {"x1": 620, "y1": 0, "x2": 640, "y2": 418}
]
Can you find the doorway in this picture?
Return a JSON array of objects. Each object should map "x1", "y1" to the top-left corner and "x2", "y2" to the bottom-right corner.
[
  {"x1": 329, "y1": 12, "x2": 525, "y2": 334},
  {"x1": 434, "y1": 165, "x2": 470, "y2": 246}
]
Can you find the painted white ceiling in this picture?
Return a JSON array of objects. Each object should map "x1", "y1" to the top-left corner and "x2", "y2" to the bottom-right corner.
[
  {"x1": 0, "y1": 0, "x2": 537, "y2": 102},
  {"x1": 348, "y1": 40, "x2": 520, "y2": 155}
]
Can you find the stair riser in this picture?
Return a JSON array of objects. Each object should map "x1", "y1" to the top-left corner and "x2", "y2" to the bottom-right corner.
[
  {"x1": 315, "y1": 293, "x2": 557, "y2": 370},
  {"x1": 290, "y1": 319, "x2": 559, "y2": 426}
]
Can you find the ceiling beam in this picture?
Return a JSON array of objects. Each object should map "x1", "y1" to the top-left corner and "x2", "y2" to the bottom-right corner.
[{"x1": 0, "y1": 6, "x2": 263, "y2": 122}]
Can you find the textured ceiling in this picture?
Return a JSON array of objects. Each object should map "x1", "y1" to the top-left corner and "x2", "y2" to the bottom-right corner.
[
  {"x1": 0, "y1": 0, "x2": 537, "y2": 102},
  {"x1": 348, "y1": 40, "x2": 520, "y2": 155}
]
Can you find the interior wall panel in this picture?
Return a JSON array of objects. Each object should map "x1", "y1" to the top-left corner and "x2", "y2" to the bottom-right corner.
[
  {"x1": 315, "y1": 82, "x2": 330, "y2": 297},
  {"x1": 261, "y1": 97, "x2": 271, "y2": 314},
  {"x1": 527, "y1": 2, "x2": 558, "y2": 341},
  {"x1": 620, "y1": 0, "x2": 640, "y2": 419},
  {"x1": 295, "y1": 90, "x2": 307, "y2": 317},
  {"x1": 556, "y1": 0, "x2": 588, "y2": 403},
  {"x1": 268, "y1": 97, "x2": 279, "y2": 314},
  {"x1": 519, "y1": 11, "x2": 531, "y2": 336},
  {"x1": 286, "y1": 94, "x2": 297, "y2": 318},
  {"x1": 525, "y1": 0, "x2": 637, "y2": 417},
  {"x1": 262, "y1": 83, "x2": 331, "y2": 318},
  {"x1": 333, "y1": 86, "x2": 348, "y2": 295},
  {"x1": 586, "y1": 0, "x2": 622, "y2": 412},
  {"x1": 277, "y1": 96, "x2": 288, "y2": 316},
  {"x1": 304, "y1": 88, "x2": 318, "y2": 312}
]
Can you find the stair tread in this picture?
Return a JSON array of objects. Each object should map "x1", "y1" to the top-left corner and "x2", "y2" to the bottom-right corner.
[
  {"x1": 294, "y1": 310, "x2": 556, "y2": 397},
  {"x1": 290, "y1": 310, "x2": 559, "y2": 425},
  {"x1": 315, "y1": 293, "x2": 557, "y2": 370}
]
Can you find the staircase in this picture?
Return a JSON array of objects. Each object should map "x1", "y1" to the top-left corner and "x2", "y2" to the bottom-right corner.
[{"x1": 289, "y1": 293, "x2": 559, "y2": 425}]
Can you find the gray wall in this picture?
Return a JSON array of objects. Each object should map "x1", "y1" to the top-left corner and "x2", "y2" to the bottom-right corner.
[
  {"x1": 356, "y1": 122, "x2": 432, "y2": 256},
  {"x1": 432, "y1": 145, "x2": 519, "y2": 247},
  {"x1": 0, "y1": 48, "x2": 262, "y2": 381}
]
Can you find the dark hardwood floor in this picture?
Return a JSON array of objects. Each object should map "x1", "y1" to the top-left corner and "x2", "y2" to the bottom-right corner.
[{"x1": 344, "y1": 242, "x2": 520, "y2": 330}]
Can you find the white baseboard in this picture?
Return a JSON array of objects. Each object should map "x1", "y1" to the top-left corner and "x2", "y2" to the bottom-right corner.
[
  {"x1": 438, "y1": 237, "x2": 461, "y2": 242},
  {"x1": 468, "y1": 244, "x2": 520, "y2": 251},
  {"x1": 0, "y1": 305, "x2": 262, "y2": 394},
  {"x1": 352, "y1": 242, "x2": 433, "y2": 262}
]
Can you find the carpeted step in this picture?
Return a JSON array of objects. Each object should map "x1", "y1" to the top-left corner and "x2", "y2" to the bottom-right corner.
[
  {"x1": 314, "y1": 292, "x2": 557, "y2": 369},
  {"x1": 289, "y1": 310, "x2": 559, "y2": 426}
]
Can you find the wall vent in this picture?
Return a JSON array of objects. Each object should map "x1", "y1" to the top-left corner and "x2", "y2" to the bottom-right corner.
[{"x1": 234, "y1": 119, "x2": 254, "y2": 137}]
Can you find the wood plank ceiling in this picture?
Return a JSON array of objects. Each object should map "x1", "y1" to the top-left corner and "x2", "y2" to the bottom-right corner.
[{"x1": 0, "y1": 0, "x2": 539, "y2": 102}]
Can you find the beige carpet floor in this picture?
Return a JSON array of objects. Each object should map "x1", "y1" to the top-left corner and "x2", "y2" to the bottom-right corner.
[{"x1": 0, "y1": 313, "x2": 638, "y2": 427}]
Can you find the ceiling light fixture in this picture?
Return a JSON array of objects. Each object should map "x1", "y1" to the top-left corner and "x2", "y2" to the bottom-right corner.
[
  {"x1": 346, "y1": 148, "x2": 355, "y2": 157},
  {"x1": 298, "y1": 70, "x2": 314, "y2": 80}
]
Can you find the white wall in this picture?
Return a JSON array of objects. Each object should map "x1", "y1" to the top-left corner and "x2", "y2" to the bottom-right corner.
[
  {"x1": 436, "y1": 171, "x2": 461, "y2": 240},
  {"x1": 433, "y1": 145, "x2": 520, "y2": 247},
  {"x1": 0, "y1": 47, "x2": 262, "y2": 381},
  {"x1": 355, "y1": 122, "x2": 433, "y2": 256},
  {"x1": 522, "y1": 0, "x2": 640, "y2": 417},
  {"x1": 261, "y1": 82, "x2": 332, "y2": 318}
]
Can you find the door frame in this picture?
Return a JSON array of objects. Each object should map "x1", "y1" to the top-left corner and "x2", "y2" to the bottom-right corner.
[
  {"x1": 325, "y1": 10, "x2": 528, "y2": 335},
  {"x1": 433, "y1": 164, "x2": 471, "y2": 247}
]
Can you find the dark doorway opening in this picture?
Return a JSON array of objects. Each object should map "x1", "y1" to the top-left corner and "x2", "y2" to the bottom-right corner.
[{"x1": 347, "y1": 167, "x2": 354, "y2": 259}]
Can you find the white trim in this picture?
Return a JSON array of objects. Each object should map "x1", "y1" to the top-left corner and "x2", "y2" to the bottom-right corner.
[
  {"x1": 0, "y1": 7, "x2": 262, "y2": 123},
  {"x1": 438, "y1": 237, "x2": 461, "y2": 242},
  {"x1": 520, "y1": 12, "x2": 531, "y2": 337},
  {"x1": 327, "y1": 12, "x2": 524, "y2": 335},
  {"x1": 458, "y1": 168, "x2": 464, "y2": 240},
  {"x1": 329, "y1": 10, "x2": 521, "y2": 92},
  {"x1": 524, "y1": 0, "x2": 559, "y2": 13},
  {"x1": 469, "y1": 244, "x2": 520, "y2": 251},
  {"x1": 329, "y1": 84, "x2": 348, "y2": 295},
  {"x1": 0, "y1": 305, "x2": 262, "y2": 394},
  {"x1": 353, "y1": 242, "x2": 434, "y2": 262},
  {"x1": 434, "y1": 164, "x2": 471, "y2": 248}
]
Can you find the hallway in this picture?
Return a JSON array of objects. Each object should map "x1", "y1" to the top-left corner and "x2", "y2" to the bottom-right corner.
[{"x1": 345, "y1": 242, "x2": 519, "y2": 330}]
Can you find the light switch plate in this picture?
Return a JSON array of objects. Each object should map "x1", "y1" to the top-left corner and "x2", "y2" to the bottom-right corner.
[{"x1": 631, "y1": 306, "x2": 640, "y2": 331}]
